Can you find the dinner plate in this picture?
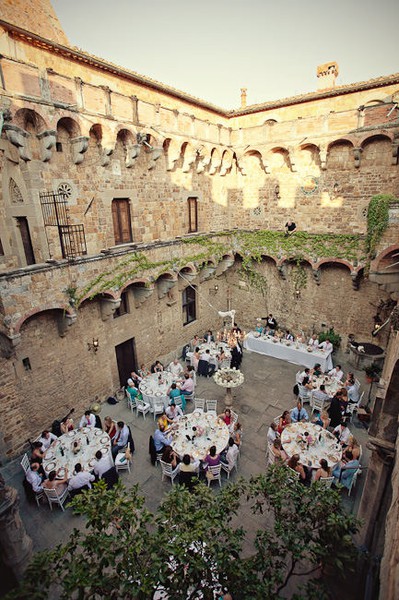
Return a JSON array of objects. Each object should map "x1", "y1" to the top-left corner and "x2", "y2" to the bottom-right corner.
[
  {"x1": 95, "y1": 429, "x2": 103, "y2": 436},
  {"x1": 67, "y1": 431, "x2": 75, "y2": 437},
  {"x1": 82, "y1": 427, "x2": 90, "y2": 433},
  {"x1": 45, "y1": 452, "x2": 55, "y2": 460},
  {"x1": 45, "y1": 461, "x2": 56, "y2": 472},
  {"x1": 88, "y1": 458, "x2": 96, "y2": 468},
  {"x1": 100, "y1": 447, "x2": 109, "y2": 455},
  {"x1": 100, "y1": 436, "x2": 109, "y2": 444},
  {"x1": 57, "y1": 468, "x2": 65, "y2": 478}
]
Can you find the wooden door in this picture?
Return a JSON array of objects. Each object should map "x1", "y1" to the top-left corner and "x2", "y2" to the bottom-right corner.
[
  {"x1": 16, "y1": 217, "x2": 35, "y2": 265},
  {"x1": 112, "y1": 199, "x2": 133, "y2": 244},
  {"x1": 187, "y1": 197, "x2": 198, "y2": 233},
  {"x1": 115, "y1": 338, "x2": 137, "y2": 386}
]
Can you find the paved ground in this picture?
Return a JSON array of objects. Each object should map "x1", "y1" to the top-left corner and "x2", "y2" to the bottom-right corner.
[{"x1": 1, "y1": 347, "x2": 372, "y2": 597}]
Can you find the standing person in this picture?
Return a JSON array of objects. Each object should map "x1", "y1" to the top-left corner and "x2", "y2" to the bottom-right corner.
[
  {"x1": 266, "y1": 314, "x2": 277, "y2": 330},
  {"x1": 230, "y1": 343, "x2": 241, "y2": 369},
  {"x1": 198, "y1": 348, "x2": 211, "y2": 377}
]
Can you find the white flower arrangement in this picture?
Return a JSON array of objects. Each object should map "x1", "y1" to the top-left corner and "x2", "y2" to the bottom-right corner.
[{"x1": 213, "y1": 368, "x2": 244, "y2": 388}]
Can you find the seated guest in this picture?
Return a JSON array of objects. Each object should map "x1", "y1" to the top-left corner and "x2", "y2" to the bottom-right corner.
[
  {"x1": 203, "y1": 445, "x2": 220, "y2": 471},
  {"x1": 347, "y1": 379, "x2": 360, "y2": 404},
  {"x1": 328, "y1": 392, "x2": 344, "y2": 428},
  {"x1": 161, "y1": 445, "x2": 180, "y2": 469},
  {"x1": 232, "y1": 421, "x2": 242, "y2": 447},
  {"x1": 222, "y1": 437, "x2": 239, "y2": 470},
  {"x1": 308, "y1": 334, "x2": 319, "y2": 348},
  {"x1": 301, "y1": 372, "x2": 313, "y2": 390},
  {"x1": 298, "y1": 368, "x2": 310, "y2": 383},
  {"x1": 111, "y1": 421, "x2": 130, "y2": 458},
  {"x1": 60, "y1": 417, "x2": 74, "y2": 434},
  {"x1": 129, "y1": 371, "x2": 142, "y2": 385},
  {"x1": 314, "y1": 459, "x2": 331, "y2": 482},
  {"x1": 312, "y1": 384, "x2": 331, "y2": 404},
  {"x1": 168, "y1": 383, "x2": 185, "y2": 410},
  {"x1": 31, "y1": 441, "x2": 45, "y2": 463},
  {"x1": 287, "y1": 453, "x2": 308, "y2": 483},
  {"x1": 26, "y1": 461, "x2": 44, "y2": 493},
  {"x1": 312, "y1": 410, "x2": 330, "y2": 429},
  {"x1": 189, "y1": 335, "x2": 200, "y2": 352},
  {"x1": 179, "y1": 453, "x2": 200, "y2": 473},
  {"x1": 39, "y1": 430, "x2": 57, "y2": 451},
  {"x1": 332, "y1": 450, "x2": 359, "y2": 490},
  {"x1": 347, "y1": 436, "x2": 361, "y2": 461},
  {"x1": 126, "y1": 379, "x2": 139, "y2": 399},
  {"x1": 277, "y1": 410, "x2": 291, "y2": 434},
  {"x1": 328, "y1": 365, "x2": 344, "y2": 381},
  {"x1": 138, "y1": 363, "x2": 150, "y2": 378},
  {"x1": 165, "y1": 401, "x2": 183, "y2": 422},
  {"x1": 198, "y1": 349, "x2": 211, "y2": 377},
  {"x1": 154, "y1": 423, "x2": 173, "y2": 453},
  {"x1": 203, "y1": 330, "x2": 214, "y2": 343},
  {"x1": 311, "y1": 363, "x2": 323, "y2": 377},
  {"x1": 151, "y1": 360, "x2": 164, "y2": 373},
  {"x1": 43, "y1": 468, "x2": 69, "y2": 493},
  {"x1": 218, "y1": 409, "x2": 232, "y2": 428},
  {"x1": 271, "y1": 438, "x2": 288, "y2": 462},
  {"x1": 267, "y1": 422, "x2": 279, "y2": 444},
  {"x1": 339, "y1": 388, "x2": 350, "y2": 418},
  {"x1": 285, "y1": 330, "x2": 295, "y2": 342},
  {"x1": 93, "y1": 450, "x2": 112, "y2": 479},
  {"x1": 79, "y1": 410, "x2": 96, "y2": 429},
  {"x1": 168, "y1": 358, "x2": 184, "y2": 379},
  {"x1": 103, "y1": 416, "x2": 117, "y2": 439},
  {"x1": 158, "y1": 413, "x2": 169, "y2": 431},
  {"x1": 179, "y1": 373, "x2": 195, "y2": 396},
  {"x1": 217, "y1": 347, "x2": 227, "y2": 365},
  {"x1": 333, "y1": 422, "x2": 351, "y2": 447},
  {"x1": 290, "y1": 400, "x2": 309, "y2": 423},
  {"x1": 191, "y1": 347, "x2": 201, "y2": 372},
  {"x1": 68, "y1": 463, "x2": 95, "y2": 492}
]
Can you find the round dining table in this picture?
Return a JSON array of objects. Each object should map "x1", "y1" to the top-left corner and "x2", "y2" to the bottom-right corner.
[
  {"x1": 171, "y1": 411, "x2": 229, "y2": 461},
  {"x1": 312, "y1": 375, "x2": 341, "y2": 397},
  {"x1": 281, "y1": 422, "x2": 342, "y2": 469},
  {"x1": 42, "y1": 427, "x2": 112, "y2": 477},
  {"x1": 139, "y1": 371, "x2": 175, "y2": 409}
]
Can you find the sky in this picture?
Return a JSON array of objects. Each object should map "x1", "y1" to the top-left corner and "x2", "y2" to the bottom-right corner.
[{"x1": 51, "y1": 0, "x2": 399, "y2": 109}]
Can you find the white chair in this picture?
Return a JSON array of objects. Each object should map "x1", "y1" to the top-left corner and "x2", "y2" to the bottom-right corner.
[
  {"x1": 273, "y1": 416, "x2": 280, "y2": 426},
  {"x1": 136, "y1": 397, "x2": 151, "y2": 419},
  {"x1": 206, "y1": 464, "x2": 222, "y2": 487},
  {"x1": 221, "y1": 458, "x2": 238, "y2": 479},
  {"x1": 152, "y1": 399, "x2": 165, "y2": 421},
  {"x1": 295, "y1": 370, "x2": 303, "y2": 384},
  {"x1": 159, "y1": 460, "x2": 180, "y2": 484},
  {"x1": 298, "y1": 384, "x2": 312, "y2": 403},
  {"x1": 310, "y1": 396, "x2": 326, "y2": 416},
  {"x1": 345, "y1": 391, "x2": 364, "y2": 422},
  {"x1": 194, "y1": 398, "x2": 205, "y2": 412},
  {"x1": 347, "y1": 468, "x2": 360, "y2": 497},
  {"x1": 354, "y1": 378, "x2": 361, "y2": 390},
  {"x1": 318, "y1": 476, "x2": 334, "y2": 488},
  {"x1": 115, "y1": 452, "x2": 131, "y2": 473},
  {"x1": 182, "y1": 391, "x2": 195, "y2": 404},
  {"x1": 266, "y1": 444, "x2": 275, "y2": 467},
  {"x1": 286, "y1": 466, "x2": 300, "y2": 481},
  {"x1": 21, "y1": 453, "x2": 30, "y2": 474},
  {"x1": 126, "y1": 390, "x2": 137, "y2": 414},
  {"x1": 43, "y1": 486, "x2": 70, "y2": 511},
  {"x1": 206, "y1": 399, "x2": 218, "y2": 415}
]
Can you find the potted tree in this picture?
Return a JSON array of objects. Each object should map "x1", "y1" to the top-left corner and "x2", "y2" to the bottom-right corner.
[{"x1": 364, "y1": 363, "x2": 381, "y2": 383}]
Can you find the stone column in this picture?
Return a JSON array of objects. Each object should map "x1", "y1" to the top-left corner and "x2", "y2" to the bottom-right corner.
[{"x1": 0, "y1": 475, "x2": 33, "y2": 581}]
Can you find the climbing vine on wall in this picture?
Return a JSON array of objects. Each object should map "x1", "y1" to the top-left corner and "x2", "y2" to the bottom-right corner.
[{"x1": 365, "y1": 194, "x2": 398, "y2": 258}]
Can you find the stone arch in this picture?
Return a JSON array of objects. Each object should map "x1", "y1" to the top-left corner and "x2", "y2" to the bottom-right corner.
[
  {"x1": 361, "y1": 134, "x2": 392, "y2": 167},
  {"x1": 241, "y1": 148, "x2": 266, "y2": 174},
  {"x1": 13, "y1": 108, "x2": 47, "y2": 132},
  {"x1": 260, "y1": 254, "x2": 278, "y2": 266},
  {"x1": 296, "y1": 143, "x2": 321, "y2": 170},
  {"x1": 120, "y1": 277, "x2": 153, "y2": 295},
  {"x1": 266, "y1": 146, "x2": 291, "y2": 172},
  {"x1": 115, "y1": 127, "x2": 136, "y2": 163},
  {"x1": 78, "y1": 289, "x2": 117, "y2": 307},
  {"x1": 371, "y1": 245, "x2": 399, "y2": 272},
  {"x1": 264, "y1": 118, "x2": 278, "y2": 125},
  {"x1": 326, "y1": 138, "x2": 355, "y2": 170},
  {"x1": 15, "y1": 304, "x2": 75, "y2": 334},
  {"x1": 56, "y1": 117, "x2": 82, "y2": 162},
  {"x1": 313, "y1": 258, "x2": 353, "y2": 272}
]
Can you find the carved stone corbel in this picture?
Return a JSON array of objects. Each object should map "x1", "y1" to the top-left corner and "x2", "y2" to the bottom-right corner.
[
  {"x1": 132, "y1": 285, "x2": 154, "y2": 308},
  {"x1": 208, "y1": 153, "x2": 222, "y2": 175},
  {"x1": 148, "y1": 147, "x2": 163, "y2": 170},
  {"x1": 57, "y1": 311, "x2": 77, "y2": 337},
  {"x1": 37, "y1": 130, "x2": 56, "y2": 162},
  {"x1": 277, "y1": 264, "x2": 287, "y2": 280},
  {"x1": 319, "y1": 145, "x2": 327, "y2": 170},
  {"x1": 100, "y1": 298, "x2": 121, "y2": 321},
  {"x1": 182, "y1": 148, "x2": 196, "y2": 173},
  {"x1": 0, "y1": 331, "x2": 21, "y2": 359},
  {"x1": 100, "y1": 146, "x2": 114, "y2": 167},
  {"x1": 71, "y1": 136, "x2": 89, "y2": 164},
  {"x1": 199, "y1": 266, "x2": 216, "y2": 282},
  {"x1": 312, "y1": 269, "x2": 321, "y2": 285},
  {"x1": 196, "y1": 148, "x2": 211, "y2": 174},
  {"x1": 125, "y1": 143, "x2": 141, "y2": 168},
  {"x1": 288, "y1": 147, "x2": 297, "y2": 172},
  {"x1": 220, "y1": 153, "x2": 233, "y2": 176},
  {"x1": 353, "y1": 147, "x2": 363, "y2": 168},
  {"x1": 351, "y1": 271, "x2": 360, "y2": 290},
  {"x1": 4, "y1": 124, "x2": 31, "y2": 161},
  {"x1": 392, "y1": 139, "x2": 399, "y2": 166},
  {"x1": 157, "y1": 278, "x2": 176, "y2": 300}
]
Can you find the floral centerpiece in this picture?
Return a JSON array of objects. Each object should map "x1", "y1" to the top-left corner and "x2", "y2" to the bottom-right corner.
[{"x1": 213, "y1": 368, "x2": 244, "y2": 388}]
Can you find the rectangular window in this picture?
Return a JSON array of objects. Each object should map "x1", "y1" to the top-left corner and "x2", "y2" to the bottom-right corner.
[
  {"x1": 182, "y1": 285, "x2": 196, "y2": 325},
  {"x1": 188, "y1": 197, "x2": 198, "y2": 233},
  {"x1": 113, "y1": 291, "x2": 129, "y2": 318},
  {"x1": 0, "y1": 237, "x2": 4, "y2": 255},
  {"x1": 112, "y1": 198, "x2": 133, "y2": 244}
]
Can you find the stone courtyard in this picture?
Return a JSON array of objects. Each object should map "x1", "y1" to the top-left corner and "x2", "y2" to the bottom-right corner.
[{"x1": 0, "y1": 345, "x2": 371, "y2": 598}]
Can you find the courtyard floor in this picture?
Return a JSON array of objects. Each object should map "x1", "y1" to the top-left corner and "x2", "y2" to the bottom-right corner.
[{"x1": 1, "y1": 347, "x2": 372, "y2": 598}]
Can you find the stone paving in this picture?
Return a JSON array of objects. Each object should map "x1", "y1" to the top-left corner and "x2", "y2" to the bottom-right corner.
[{"x1": 0, "y1": 347, "x2": 372, "y2": 596}]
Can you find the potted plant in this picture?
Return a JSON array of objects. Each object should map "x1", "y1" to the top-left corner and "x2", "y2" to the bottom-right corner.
[{"x1": 364, "y1": 363, "x2": 381, "y2": 383}]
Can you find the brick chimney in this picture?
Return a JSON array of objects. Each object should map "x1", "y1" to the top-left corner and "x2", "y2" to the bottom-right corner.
[
  {"x1": 240, "y1": 88, "x2": 247, "y2": 108},
  {"x1": 317, "y1": 62, "x2": 339, "y2": 91}
]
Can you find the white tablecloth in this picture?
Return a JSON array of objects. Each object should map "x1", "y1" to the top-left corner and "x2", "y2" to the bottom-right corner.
[
  {"x1": 140, "y1": 372, "x2": 174, "y2": 409},
  {"x1": 281, "y1": 422, "x2": 342, "y2": 469},
  {"x1": 42, "y1": 428, "x2": 112, "y2": 476},
  {"x1": 171, "y1": 411, "x2": 229, "y2": 461},
  {"x1": 244, "y1": 332, "x2": 332, "y2": 371},
  {"x1": 186, "y1": 341, "x2": 231, "y2": 370}
]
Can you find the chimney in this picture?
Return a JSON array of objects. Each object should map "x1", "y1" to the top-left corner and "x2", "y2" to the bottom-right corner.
[
  {"x1": 317, "y1": 62, "x2": 339, "y2": 91},
  {"x1": 240, "y1": 88, "x2": 247, "y2": 108}
]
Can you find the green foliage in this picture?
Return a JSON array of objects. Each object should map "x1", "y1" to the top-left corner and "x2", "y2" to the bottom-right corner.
[
  {"x1": 8, "y1": 468, "x2": 360, "y2": 600},
  {"x1": 318, "y1": 327, "x2": 341, "y2": 350},
  {"x1": 363, "y1": 363, "x2": 381, "y2": 380},
  {"x1": 365, "y1": 194, "x2": 397, "y2": 258}
]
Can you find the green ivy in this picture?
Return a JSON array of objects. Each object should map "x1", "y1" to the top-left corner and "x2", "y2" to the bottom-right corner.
[{"x1": 365, "y1": 194, "x2": 397, "y2": 258}]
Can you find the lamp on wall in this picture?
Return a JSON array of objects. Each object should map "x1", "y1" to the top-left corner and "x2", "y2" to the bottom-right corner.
[
  {"x1": 294, "y1": 289, "x2": 300, "y2": 300},
  {"x1": 274, "y1": 184, "x2": 281, "y2": 199},
  {"x1": 87, "y1": 338, "x2": 99, "y2": 353}
]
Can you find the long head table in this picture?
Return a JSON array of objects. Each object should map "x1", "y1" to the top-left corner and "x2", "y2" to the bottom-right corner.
[{"x1": 244, "y1": 332, "x2": 332, "y2": 371}]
